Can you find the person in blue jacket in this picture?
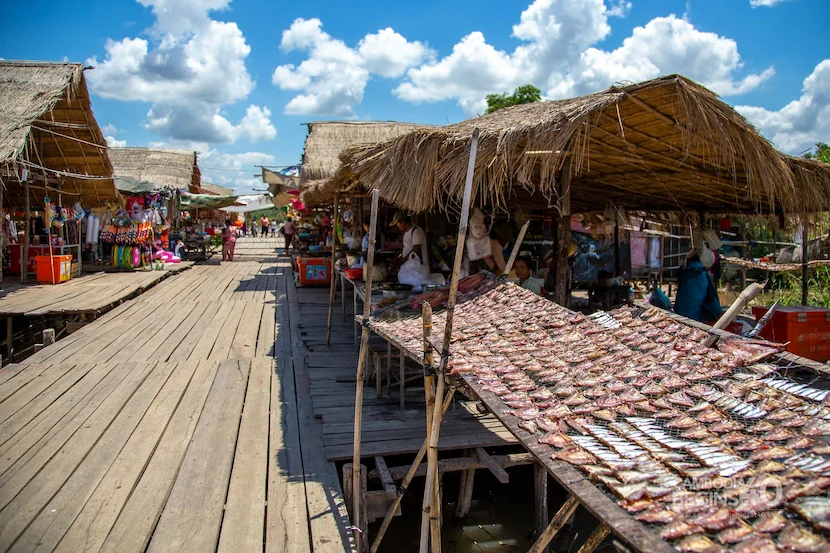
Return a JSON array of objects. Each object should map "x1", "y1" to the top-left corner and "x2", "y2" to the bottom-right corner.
[{"x1": 674, "y1": 250, "x2": 722, "y2": 322}]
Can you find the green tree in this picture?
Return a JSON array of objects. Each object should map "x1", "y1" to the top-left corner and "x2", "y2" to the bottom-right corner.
[
  {"x1": 804, "y1": 142, "x2": 830, "y2": 163},
  {"x1": 485, "y1": 84, "x2": 542, "y2": 113}
]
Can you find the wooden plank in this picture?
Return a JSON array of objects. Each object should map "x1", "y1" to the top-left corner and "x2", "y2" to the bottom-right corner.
[
  {"x1": 374, "y1": 457, "x2": 397, "y2": 500},
  {"x1": 284, "y1": 259, "x2": 356, "y2": 553},
  {"x1": 0, "y1": 361, "x2": 150, "y2": 506},
  {"x1": 186, "y1": 301, "x2": 236, "y2": 361},
  {"x1": 0, "y1": 361, "x2": 160, "y2": 549},
  {"x1": 217, "y1": 358, "x2": 271, "y2": 553},
  {"x1": 0, "y1": 362, "x2": 75, "y2": 422},
  {"x1": 146, "y1": 358, "x2": 250, "y2": 553},
  {"x1": 96, "y1": 359, "x2": 221, "y2": 553},
  {"x1": 208, "y1": 301, "x2": 246, "y2": 360},
  {"x1": 0, "y1": 364, "x2": 48, "y2": 399},
  {"x1": 475, "y1": 447, "x2": 509, "y2": 483},
  {"x1": 266, "y1": 270, "x2": 311, "y2": 553},
  {"x1": 528, "y1": 496, "x2": 579, "y2": 553},
  {"x1": 256, "y1": 303, "x2": 276, "y2": 358},
  {"x1": 11, "y1": 361, "x2": 186, "y2": 552},
  {"x1": 0, "y1": 363, "x2": 117, "y2": 477},
  {"x1": 50, "y1": 360, "x2": 200, "y2": 553},
  {"x1": 150, "y1": 301, "x2": 215, "y2": 362},
  {"x1": 0, "y1": 362, "x2": 96, "y2": 444},
  {"x1": 229, "y1": 301, "x2": 263, "y2": 358}
]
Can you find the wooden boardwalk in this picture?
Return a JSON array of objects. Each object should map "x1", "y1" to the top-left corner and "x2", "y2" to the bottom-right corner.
[
  {"x1": 0, "y1": 237, "x2": 354, "y2": 553},
  {"x1": 0, "y1": 264, "x2": 192, "y2": 317},
  {"x1": 294, "y1": 276, "x2": 517, "y2": 461}
]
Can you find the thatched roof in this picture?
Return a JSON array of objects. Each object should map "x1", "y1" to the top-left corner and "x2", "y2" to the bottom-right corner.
[
  {"x1": 344, "y1": 75, "x2": 830, "y2": 216},
  {"x1": 300, "y1": 120, "x2": 438, "y2": 205},
  {"x1": 200, "y1": 182, "x2": 234, "y2": 196},
  {"x1": 0, "y1": 60, "x2": 118, "y2": 206},
  {"x1": 109, "y1": 147, "x2": 201, "y2": 193}
]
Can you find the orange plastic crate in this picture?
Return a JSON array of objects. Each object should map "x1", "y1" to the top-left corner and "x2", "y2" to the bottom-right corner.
[
  {"x1": 752, "y1": 305, "x2": 830, "y2": 362},
  {"x1": 34, "y1": 255, "x2": 72, "y2": 284}
]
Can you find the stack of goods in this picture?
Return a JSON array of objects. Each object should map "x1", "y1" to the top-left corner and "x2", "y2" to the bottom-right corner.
[{"x1": 371, "y1": 282, "x2": 830, "y2": 553}]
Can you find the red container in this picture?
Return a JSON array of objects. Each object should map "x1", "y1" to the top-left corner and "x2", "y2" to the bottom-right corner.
[
  {"x1": 34, "y1": 255, "x2": 72, "y2": 284},
  {"x1": 344, "y1": 267, "x2": 363, "y2": 280},
  {"x1": 297, "y1": 257, "x2": 331, "y2": 286},
  {"x1": 752, "y1": 305, "x2": 830, "y2": 362}
]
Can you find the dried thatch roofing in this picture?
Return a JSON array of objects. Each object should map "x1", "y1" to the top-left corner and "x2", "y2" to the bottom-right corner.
[
  {"x1": 200, "y1": 182, "x2": 234, "y2": 196},
  {"x1": 344, "y1": 75, "x2": 830, "y2": 216},
  {"x1": 300, "y1": 120, "x2": 438, "y2": 205},
  {"x1": 109, "y1": 147, "x2": 201, "y2": 193},
  {"x1": 0, "y1": 61, "x2": 118, "y2": 206}
]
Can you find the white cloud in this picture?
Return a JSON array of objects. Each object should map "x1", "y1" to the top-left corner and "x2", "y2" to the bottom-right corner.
[
  {"x1": 272, "y1": 18, "x2": 431, "y2": 116},
  {"x1": 105, "y1": 136, "x2": 127, "y2": 148},
  {"x1": 750, "y1": 0, "x2": 789, "y2": 7},
  {"x1": 394, "y1": 0, "x2": 774, "y2": 114},
  {"x1": 87, "y1": 0, "x2": 275, "y2": 145},
  {"x1": 101, "y1": 123, "x2": 119, "y2": 135},
  {"x1": 150, "y1": 139, "x2": 278, "y2": 193},
  {"x1": 736, "y1": 60, "x2": 830, "y2": 154}
]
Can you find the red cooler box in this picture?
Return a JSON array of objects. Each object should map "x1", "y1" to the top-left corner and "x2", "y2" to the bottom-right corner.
[
  {"x1": 296, "y1": 257, "x2": 331, "y2": 286},
  {"x1": 751, "y1": 305, "x2": 830, "y2": 362}
]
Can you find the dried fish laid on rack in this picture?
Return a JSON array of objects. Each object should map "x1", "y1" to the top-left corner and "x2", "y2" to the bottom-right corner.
[{"x1": 368, "y1": 280, "x2": 830, "y2": 552}]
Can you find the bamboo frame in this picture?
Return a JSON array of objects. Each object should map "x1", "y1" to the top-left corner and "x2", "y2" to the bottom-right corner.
[
  {"x1": 326, "y1": 193, "x2": 340, "y2": 345},
  {"x1": 350, "y1": 189, "x2": 380, "y2": 552},
  {"x1": 420, "y1": 128, "x2": 479, "y2": 552},
  {"x1": 503, "y1": 220, "x2": 530, "y2": 276},
  {"x1": 527, "y1": 496, "x2": 579, "y2": 553},
  {"x1": 419, "y1": 302, "x2": 438, "y2": 552}
]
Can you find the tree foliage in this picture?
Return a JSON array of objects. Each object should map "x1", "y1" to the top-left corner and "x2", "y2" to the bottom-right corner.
[
  {"x1": 804, "y1": 142, "x2": 830, "y2": 163},
  {"x1": 485, "y1": 84, "x2": 542, "y2": 114}
]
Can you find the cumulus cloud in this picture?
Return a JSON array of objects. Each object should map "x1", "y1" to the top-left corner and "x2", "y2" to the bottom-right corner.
[
  {"x1": 101, "y1": 123, "x2": 119, "y2": 135},
  {"x1": 151, "y1": 139, "x2": 278, "y2": 193},
  {"x1": 87, "y1": 0, "x2": 275, "y2": 144},
  {"x1": 736, "y1": 60, "x2": 830, "y2": 154},
  {"x1": 272, "y1": 18, "x2": 432, "y2": 116},
  {"x1": 394, "y1": 0, "x2": 774, "y2": 114},
  {"x1": 105, "y1": 136, "x2": 127, "y2": 148},
  {"x1": 750, "y1": 0, "x2": 789, "y2": 7}
]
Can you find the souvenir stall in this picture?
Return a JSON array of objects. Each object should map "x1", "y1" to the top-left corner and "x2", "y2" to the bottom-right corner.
[{"x1": 95, "y1": 194, "x2": 176, "y2": 270}]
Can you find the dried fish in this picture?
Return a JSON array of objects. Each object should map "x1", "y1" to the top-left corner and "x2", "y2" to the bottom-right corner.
[
  {"x1": 518, "y1": 419, "x2": 538, "y2": 434},
  {"x1": 553, "y1": 447, "x2": 596, "y2": 465},
  {"x1": 732, "y1": 536, "x2": 778, "y2": 553},
  {"x1": 777, "y1": 523, "x2": 828, "y2": 552},
  {"x1": 661, "y1": 519, "x2": 701, "y2": 540},
  {"x1": 676, "y1": 534, "x2": 726, "y2": 553},
  {"x1": 753, "y1": 510, "x2": 788, "y2": 533},
  {"x1": 635, "y1": 507, "x2": 676, "y2": 524},
  {"x1": 667, "y1": 390, "x2": 696, "y2": 408},
  {"x1": 716, "y1": 522, "x2": 754, "y2": 544},
  {"x1": 539, "y1": 432, "x2": 572, "y2": 448}
]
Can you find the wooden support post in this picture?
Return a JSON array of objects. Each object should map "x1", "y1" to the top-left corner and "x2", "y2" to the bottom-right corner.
[
  {"x1": 326, "y1": 194, "x2": 339, "y2": 345},
  {"x1": 553, "y1": 158, "x2": 571, "y2": 306},
  {"x1": 802, "y1": 218, "x2": 809, "y2": 306},
  {"x1": 375, "y1": 352, "x2": 382, "y2": 398},
  {"x1": 740, "y1": 221, "x2": 747, "y2": 291},
  {"x1": 527, "y1": 496, "x2": 579, "y2": 553},
  {"x1": 614, "y1": 215, "x2": 621, "y2": 277},
  {"x1": 6, "y1": 317, "x2": 12, "y2": 361},
  {"x1": 503, "y1": 220, "x2": 531, "y2": 276},
  {"x1": 351, "y1": 189, "x2": 380, "y2": 553},
  {"x1": 420, "y1": 302, "x2": 437, "y2": 553},
  {"x1": 343, "y1": 464, "x2": 369, "y2": 553},
  {"x1": 475, "y1": 448, "x2": 509, "y2": 483},
  {"x1": 23, "y1": 182, "x2": 30, "y2": 285},
  {"x1": 375, "y1": 457, "x2": 397, "y2": 500},
  {"x1": 576, "y1": 524, "x2": 611, "y2": 553},
  {"x1": 400, "y1": 348, "x2": 405, "y2": 417},
  {"x1": 43, "y1": 328, "x2": 55, "y2": 347},
  {"x1": 386, "y1": 342, "x2": 391, "y2": 397},
  {"x1": 534, "y1": 463, "x2": 549, "y2": 552},
  {"x1": 420, "y1": 128, "x2": 480, "y2": 553},
  {"x1": 454, "y1": 450, "x2": 475, "y2": 519},
  {"x1": 370, "y1": 391, "x2": 455, "y2": 553}
]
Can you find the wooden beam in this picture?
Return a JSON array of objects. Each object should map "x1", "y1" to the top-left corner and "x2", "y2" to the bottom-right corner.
[
  {"x1": 553, "y1": 157, "x2": 571, "y2": 306},
  {"x1": 577, "y1": 524, "x2": 612, "y2": 553},
  {"x1": 374, "y1": 457, "x2": 397, "y2": 500},
  {"x1": 475, "y1": 448, "x2": 509, "y2": 484},
  {"x1": 528, "y1": 496, "x2": 580, "y2": 553},
  {"x1": 534, "y1": 464, "x2": 549, "y2": 553},
  {"x1": 454, "y1": 451, "x2": 475, "y2": 519},
  {"x1": 368, "y1": 453, "x2": 536, "y2": 481}
]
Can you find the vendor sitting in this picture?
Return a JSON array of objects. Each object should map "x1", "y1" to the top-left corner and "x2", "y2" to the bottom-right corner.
[
  {"x1": 391, "y1": 210, "x2": 429, "y2": 270},
  {"x1": 514, "y1": 256, "x2": 542, "y2": 296},
  {"x1": 674, "y1": 243, "x2": 722, "y2": 322}
]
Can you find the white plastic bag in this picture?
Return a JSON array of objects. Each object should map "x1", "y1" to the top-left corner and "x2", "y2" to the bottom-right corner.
[{"x1": 398, "y1": 252, "x2": 430, "y2": 286}]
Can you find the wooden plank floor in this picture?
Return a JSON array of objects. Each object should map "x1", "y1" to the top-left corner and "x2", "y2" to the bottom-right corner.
[
  {"x1": 0, "y1": 263, "x2": 193, "y2": 317},
  {"x1": 0, "y1": 238, "x2": 355, "y2": 553},
  {"x1": 294, "y1": 273, "x2": 518, "y2": 461}
]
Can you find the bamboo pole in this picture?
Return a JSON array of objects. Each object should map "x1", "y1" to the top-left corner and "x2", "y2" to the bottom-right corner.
[
  {"x1": 576, "y1": 524, "x2": 611, "y2": 553},
  {"x1": 420, "y1": 302, "x2": 436, "y2": 553},
  {"x1": 369, "y1": 390, "x2": 455, "y2": 553},
  {"x1": 23, "y1": 182, "x2": 30, "y2": 285},
  {"x1": 351, "y1": 189, "x2": 380, "y2": 553},
  {"x1": 527, "y1": 496, "x2": 579, "y2": 553},
  {"x1": 503, "y1": 220, "x2": 530, "y2": 276},
  {"x1": 802, "y1": 219, "x2": 809, "y2": 306},
  {"x1": 420, "y1": 128, "x2": 479, "y2": 552},
  {"x1": 326, "y1": 193, "x2": 340, "y2": 345},
  {"x1": 702, "y1": 281, "x2": 766, "y2": 347},
  {"x1": 553, "y1": 158, "x2": 571, "y2": 305}
]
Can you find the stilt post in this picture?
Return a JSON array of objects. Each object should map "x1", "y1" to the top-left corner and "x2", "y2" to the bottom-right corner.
[
  {"x1": 527, "y1": 496, "x2": 579, "y2": 553},
  {"x1": 326, "y1": 194, "x2": 340, "y2": 345},
  {"x1": 351, "y1": 189, "x2": 380, "y2": 552}
]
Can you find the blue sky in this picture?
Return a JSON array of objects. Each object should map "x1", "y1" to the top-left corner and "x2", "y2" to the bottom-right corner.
[{"x1": 1, "y1": 0, "x2": 828, "y2": 192}]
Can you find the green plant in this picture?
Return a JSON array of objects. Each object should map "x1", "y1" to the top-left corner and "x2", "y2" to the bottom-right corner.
[
  {"x1": 485, "y1": 84, "x2": 542, "y2": 113},
  {"x1": 804, "y1": 142, "x2": 830, "y2": 163},
  {"x1": 753, "y1": 266, "x2": 830, "y2": 308}
]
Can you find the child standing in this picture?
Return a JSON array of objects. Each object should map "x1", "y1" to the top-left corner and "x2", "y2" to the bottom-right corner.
[{"x1": 222, "y1": 219, "x2": 237, "y2": 261}]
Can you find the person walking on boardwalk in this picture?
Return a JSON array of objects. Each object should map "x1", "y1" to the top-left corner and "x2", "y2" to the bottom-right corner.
[
  {"x1": 260, "y1": 215, "x2": 269, "y2": 238},
  {"x1": 270, "y1": 219, "x2": 277, "y2": 237},
  {"x1": 222, "y1": 219, "x2": 237, "y2": 261},
  {"x1": 282, "y1": 217, "x2": 296, "y2": 256}
]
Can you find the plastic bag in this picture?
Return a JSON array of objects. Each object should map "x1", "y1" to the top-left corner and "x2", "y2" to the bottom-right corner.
[{"x1": 398, "y1": 253, "x2": 430, "y2": 286}]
